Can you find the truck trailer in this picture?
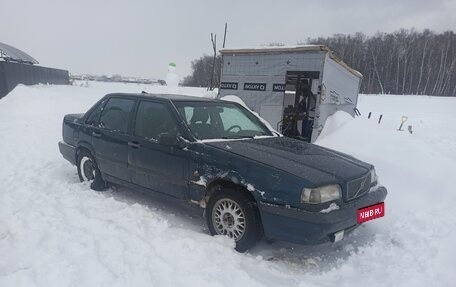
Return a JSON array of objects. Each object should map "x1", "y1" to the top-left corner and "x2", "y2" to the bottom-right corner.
[{"x1": 218, "y1": 45, "x2": 362, "y2": 142}]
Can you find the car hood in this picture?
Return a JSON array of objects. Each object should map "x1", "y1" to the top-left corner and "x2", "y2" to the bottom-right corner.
[{"x1": 205, "y1": 137, "x2": 372, "y2": 185}]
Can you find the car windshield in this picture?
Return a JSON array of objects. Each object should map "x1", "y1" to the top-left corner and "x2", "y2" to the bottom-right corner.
[{"x1": 174, "y1": 101, "x2": 273, "y2": 140}]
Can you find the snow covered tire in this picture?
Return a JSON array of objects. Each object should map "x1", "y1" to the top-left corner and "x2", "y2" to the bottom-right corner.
[
  {"x1": 76, "y1": 150, "x2": 107, "y2": 191},
  {"x1": 206, "y1": 187, "x2": 262, "y2": 252}
]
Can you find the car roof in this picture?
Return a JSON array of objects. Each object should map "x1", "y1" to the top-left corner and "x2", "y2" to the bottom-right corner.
[{"x1": 104, "y1": 92, "x2": 221, "y2": 103}]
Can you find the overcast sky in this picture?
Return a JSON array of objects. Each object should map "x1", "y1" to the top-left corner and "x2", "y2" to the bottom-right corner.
[{"x1": 1, "y1": 0, "x2": 455, "y2": 80}]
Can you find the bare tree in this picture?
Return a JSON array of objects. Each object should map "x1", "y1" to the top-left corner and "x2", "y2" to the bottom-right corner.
[
  {"x1": 185, "y1": 29, "x2": 456, "y2": 96},
  {"x1": 222, "y1": 23, "x2": 227, "y2": 49},
  {"x1": 209, "y1": 33, "x2": 217, "y2": 90},
  {"x1": 306, "y1": 29, "x2": 456, "y2": 96}
]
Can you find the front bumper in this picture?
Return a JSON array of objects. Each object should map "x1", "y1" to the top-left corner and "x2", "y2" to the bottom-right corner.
[
  {"x1": 258, "y1": 185, "x2": 387, "y2": 245},
  {"x1": 58, "y1": 141, "x2": 76, "y2": 165}
]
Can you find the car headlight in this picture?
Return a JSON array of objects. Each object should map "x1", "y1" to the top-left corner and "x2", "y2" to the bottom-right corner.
[
  {"x1": 301, "y1": 184, "x2": 341, "y2": 204},
  {"x1": 370, "y1": 168, "x2": 378, "y2": 184}
]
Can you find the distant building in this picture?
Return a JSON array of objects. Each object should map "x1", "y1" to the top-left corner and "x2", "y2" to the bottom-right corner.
[{"x1": 0, "y1": 42, "x2": 69, "y2": 98}]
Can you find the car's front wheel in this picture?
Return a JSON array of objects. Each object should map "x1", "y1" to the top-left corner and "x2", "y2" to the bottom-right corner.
[
  {"x1": 206, "y1": 187, "x2": 262, "y2": 252},
  {"x1": 76, "y1": 150, "x2": 106, "y2": 191}
]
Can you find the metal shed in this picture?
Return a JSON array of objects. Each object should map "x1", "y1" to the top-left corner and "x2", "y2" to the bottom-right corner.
[
  {"x1": 218, "y1": 45, "x2": 362, "y2": 142},
  {"x1": 0, "y1": 42, "x2": 69, "y2": 99}
]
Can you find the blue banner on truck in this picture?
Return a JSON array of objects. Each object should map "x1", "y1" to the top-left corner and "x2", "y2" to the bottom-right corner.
[
  {"x1": 272, "y1": 84, "x2": 286, "y2": 92},
  {"x1": 244, "y1": 83, "x2": 266, "y2": 91},
  {"x1": 220, "y1": 82, "x2": 238, "y2": 90}
]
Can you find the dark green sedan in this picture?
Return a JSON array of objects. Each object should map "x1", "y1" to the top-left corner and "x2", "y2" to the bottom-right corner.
[{"x1": 59, "y1": 93, "x2": 387, "y2": 252}]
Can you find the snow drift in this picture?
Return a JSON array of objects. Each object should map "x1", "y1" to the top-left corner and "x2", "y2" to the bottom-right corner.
[{"x1": 0, "y1": 83, "x2": 455, "y2": 286}]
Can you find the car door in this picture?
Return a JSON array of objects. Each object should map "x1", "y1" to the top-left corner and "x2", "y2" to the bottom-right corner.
[
  {"x1": 91, "y1": 96, "x2": 136, "y2": 182},
  {"x1": 128, "y1": 100, "x2": 190, "y2": 199}
]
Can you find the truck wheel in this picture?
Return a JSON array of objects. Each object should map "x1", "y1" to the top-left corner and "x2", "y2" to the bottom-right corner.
[
  {"x1": 206, "y1": 188, "x2": 262, "y2": 252},
  {"x1": 76, "y1": 150, "x2": 106, "y2": 191}
]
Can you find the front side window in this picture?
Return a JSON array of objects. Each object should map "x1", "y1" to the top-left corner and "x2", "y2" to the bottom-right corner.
[
  {"x1": 85, "y1": 99, "x2": 106, "y2": 126},
  {"x1": 99, "y1": 97, "x2": 135, "y2": 133},
  {"x1": 134, "y1": 101, "x2": 179, "y2": 140},
  {"x1": 175, "y1": 101, "x2": 272, "y2": 140}
]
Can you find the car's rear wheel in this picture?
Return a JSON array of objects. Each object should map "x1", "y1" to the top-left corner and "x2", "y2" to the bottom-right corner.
[
  {"x1": 206, "y1": 187, "x2": 262, "y2": 252},
  {"x1": 76, "y1": 150, "x2": 106, "y2": 191}
]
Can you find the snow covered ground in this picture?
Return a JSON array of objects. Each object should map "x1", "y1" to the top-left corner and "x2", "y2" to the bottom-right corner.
[{"x1": 1, "y1": 82, "x2": 455, "y2": 286}]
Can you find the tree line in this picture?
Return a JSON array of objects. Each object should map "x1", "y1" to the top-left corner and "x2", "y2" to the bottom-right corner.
[
  {"x1": 183, "y1": 29, "x2": 456, "y2": 97},
  {"x1": 306, "y1": 29, "x2": 455, "y2": 96},
  {"x1": 182, "y1": 55, "x2": 221, "y2": 88}
]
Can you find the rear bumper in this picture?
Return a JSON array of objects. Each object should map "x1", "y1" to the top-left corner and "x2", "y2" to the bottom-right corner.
[
  {"x1": 58, "y1": 141, "x2": 76, "y2": 165},
  {"x1": 258, "y1": 185, "x2": 387, "y2": 245}
]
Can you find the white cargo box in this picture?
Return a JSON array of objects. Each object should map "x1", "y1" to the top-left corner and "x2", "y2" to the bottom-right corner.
[{"x1": 218, "y1": 45, "x2": 362, "y2": 142}]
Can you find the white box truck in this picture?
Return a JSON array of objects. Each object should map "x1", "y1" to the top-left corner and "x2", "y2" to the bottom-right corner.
[{"x1": 218, "y1": 45, "x2": 362, "y2": 142}]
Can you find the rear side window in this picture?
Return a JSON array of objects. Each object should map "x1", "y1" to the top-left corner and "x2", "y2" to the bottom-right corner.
[
  {"x1": 99, "y1": 97, "x2": 135, "y2": 133},
  {"x1": 134, "y1": 101, "x2": 178, "y2": 140}
]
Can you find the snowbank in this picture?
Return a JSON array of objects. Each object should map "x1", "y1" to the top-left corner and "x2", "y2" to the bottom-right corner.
[
  {"x1": 1, "y1": 85, "x2": 455, "y2": 286},
  {"x1": 316, "y1": 110, "x2": 354, "y2": 140}
]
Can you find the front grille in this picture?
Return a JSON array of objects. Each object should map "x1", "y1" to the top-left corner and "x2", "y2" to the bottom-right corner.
[{"x1": 347, "y1": 173, "x2": 371, "y2": 201}]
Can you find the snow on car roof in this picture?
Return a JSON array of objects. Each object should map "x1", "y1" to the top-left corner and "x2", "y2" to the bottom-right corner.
[{"x1": 105, "y1": 92, "x2": 219, "y2": 102}]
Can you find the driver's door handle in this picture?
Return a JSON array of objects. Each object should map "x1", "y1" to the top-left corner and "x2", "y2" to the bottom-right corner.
[{"x1": 92, "y1": 131, "x2": 101, "y2": 138}]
